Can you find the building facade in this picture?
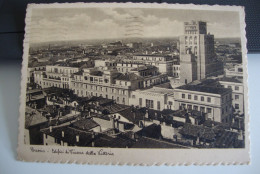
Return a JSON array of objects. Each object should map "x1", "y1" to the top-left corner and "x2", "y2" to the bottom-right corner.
[
  {"x1": 179, "y1": 21, "x2": 223, "y2": 84},
  {"x1": 174, "y1": 85, "x2": 233, "y2": 123}
]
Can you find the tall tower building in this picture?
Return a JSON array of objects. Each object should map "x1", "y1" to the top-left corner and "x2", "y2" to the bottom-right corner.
[{"x1": 179, "y1": 21, "x2": 222, "y2": 84}]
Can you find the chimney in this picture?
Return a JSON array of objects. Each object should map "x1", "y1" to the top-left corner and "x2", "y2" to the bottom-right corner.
[
  {"x1": 88, "y1": 111, "x2": 91, "y2": 117},
  {"x1": 49, "y1": 126, "x2": 53, "y2": 132},
  {"x1": 62, "y1": 131, "x2": 64, "y2": 137},
  {"x1": 76, "y1": 135, "x2": 79, "y2": 143}
]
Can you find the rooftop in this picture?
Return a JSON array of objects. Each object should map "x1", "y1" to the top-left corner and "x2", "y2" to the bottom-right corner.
[
  {"x1": 117, "y1": 107, "x2": 147, "y2": 125},
  {"x1": 218, "y1": 76, "x2": 243, "y2": 83},
  {"x1": 41, "y1": 126, "x2": 94, "y2": 146},
  {"x1": 131, "y1": 65, "x2": 157, "y2": 72},
  {"x1": 71, "y1": 118, "x2": 99, "y2": 131},
  {"x1": 90, "y1": 70, "x2": 103, "y2": 76},
  {"x1": 180, "y1": 124, "x2": 216, "y2": 141},
  {"x1": 25, "y1": 107, "x2": 48, "y2": 128},
  {"x1": 177, "y1": 84, "x2": 231, "y2": 95},
  {"x1": 116, "y1": 73, "x2": 143, "y2": 81}
]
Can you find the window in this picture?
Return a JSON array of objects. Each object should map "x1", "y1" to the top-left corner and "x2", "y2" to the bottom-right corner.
[
  {"x1": 238, "y1": 68, "x2": 243, "y2": 72},
  {"x1": 200, "y1": 107, "x2": 205, "y2": 113},
  {"x1": 222, "y1": 109, "x2": 224, "y2": 114},
  {"x1": 235, "y1": 104, "x2": 239, "y2": 109},
  {"x1": 132, "y1": 95, "x2": 136, "y2": 98},
  {"x1": 146, "y1": 99, "x2": 154, "y2": 109},
  {"x1": 188, "y1": 94, "x2": 191, "y2": 99},
  {"x1": 207, "y1": 108, "x2": 212, "y2": 114},
  {"x1": 189, "y1": 36, "x2": 192, "y2": 44},
  {"x1": 187, "y1": 105, "x2": 192, "y2": 110},
  {"x1": 157, "y1": 101, "x2": 161, "y2": 110},
  {"x1": 194, "y1": 36, "x2": 197, "y2": 45},
  {"x1": 139, "y1": 98, "x2": 142, "y2": 107},
  {"x1": 207, "y1": 97, "x2": 211, "y2": 103},
  {"x1": 228, "y1": 85, "x2": 232, "y2": 89},
  {"x1": 235, "y1": 95, "x2": 239, "y2": 100},
  {"x1": 235, "y1": 86, "x2": 239, "y2": 91},
  {"x1": 194, "y1": 95, "x2": 198, "y2": 100},
  {"x1": 122, "y1": 98, "x2": 125, "y2": 104},
  {"x1": 182, "y1": 94, "x2": 185, "y2": 99},
  {"x1": 201, "y1": 96, "x2": 204, "y2": 101},
  {"x1": 169, "y1": 101, "x2": 173, "y2": 105},
  {"x1": 194, "y1": 105, "x2": 198, "y2": 111}
]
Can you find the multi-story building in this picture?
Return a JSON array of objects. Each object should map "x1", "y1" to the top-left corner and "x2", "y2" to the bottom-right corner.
[
  {"x1": 218, "y1": 77, "x2": 244, "y2": 115},
  {"x1": 94, "y1": 59, "x2": 117, "y2": 71},
  {"x1": 70, "y1": 65, "x2": 168, "y2": 105},
  {"x1": 34, "y1": 65, "x2": 79, "y2": 89},
  {"x1": 174, "y1": 85, "x2": 233, "y2": 123},
  {"x1": 225, "y1": 64, "x2": 243, "y2": 79},
  {"x1": 115, "y1": 61, "x2": 144, "y2": 73},
  {"x1": 129, "y1": 87, "x2": 174, "y2": 111},
  {"x1": 132, "y1": 54, "x2": 174, "y2": 76},
  {"x1": 179, "y1": 21, "x2": 223, "y2": 84},
  {"x1": 27, "y1": 66, "x2": 45, "y2": 83}
]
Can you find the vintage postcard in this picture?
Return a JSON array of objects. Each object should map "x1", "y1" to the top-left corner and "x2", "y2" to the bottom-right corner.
[{"x1": 17, "y1": 3, "x2": 250, "y2": 165}]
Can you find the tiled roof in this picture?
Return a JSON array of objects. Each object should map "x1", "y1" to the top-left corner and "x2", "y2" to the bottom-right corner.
[
  {"x1": 131, "y1": 65, "x2": 156, "y2": 71},
  {"x1": 25, "y1": 107, "x2": 48, "y2": 128},
  {"x1": 177, "y1": 84, "x2": 231, "y2": 94},
  {"x1": 41, "y1": 126, "x2": 94, "y2": 146},
  {"x1": 180, "y1": 124, "x2": 216, "y2": 141},
  {"x1": 117, "y1": 107, "x2": 147, "y2": 125},
  {"x1": 71, "y1": 118, "x2": 99, "y2": 131},
  {"x1": 218, "y1": 76, "x2": 242, "y2": 83},
  {"x1": 103, "y1": 104, "x2": 130, "y2": 114},
  {"x1": 73, "y1": 71, "x2": 83, "y2": 75},
  {"x1": 90, "y1": 70, "x2": 103, "y2": 76},
  {"x1": 136, "y1": 124, "x2": 162, "y2": 139},
  {"x1": 215, "y1": 130, "x2": 239, "y2": 148}
]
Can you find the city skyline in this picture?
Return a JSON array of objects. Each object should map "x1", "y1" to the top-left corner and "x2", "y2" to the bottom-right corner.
[{"x1": 29, "y1": 8, "x2": 241, "y2": 43}]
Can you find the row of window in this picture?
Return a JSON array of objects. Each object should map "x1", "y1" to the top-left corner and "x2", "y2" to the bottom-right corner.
[
  {"x1": 180, "y1": 103, "x2": 212, "y2": 113},
  {"x1": 185, "y1": 36, "x2": 198, "y2": 45},
  {"x1": 227, "y1": 85, "x2": 240, "y2": 91},
  {"x1": 138, "y1": 98, "x2": 161, "y2": 110},
  {"x1": 173, "y1": 67, "x2": 180, "y2": 70},
  {"x1": 134, "y1": 56, "x2": 165, "y2": 61},
  {"x1": 43, "y1": 81, "x2": 68, "y2": 88},
  {"x1": 182, "y1": 93, "x2": 211, "y2": 103},
  {"x1": 50, "y1": 68, "x2": 77, "y2": 74},
  {"x1": 73, "y1": 84, "x2": 128, "y2": 95},
  {"x1": 74, "y1": 89, "x2": 126, "y2": 104}
]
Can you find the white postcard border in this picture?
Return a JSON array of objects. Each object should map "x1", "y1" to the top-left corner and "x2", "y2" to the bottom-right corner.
[{"x1": 17, "y1": 2, "x2": 250, "y2": 165}]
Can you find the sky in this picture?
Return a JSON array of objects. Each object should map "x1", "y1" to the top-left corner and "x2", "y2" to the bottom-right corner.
[{"x1": 29, "y1": 7, "x2": 241, "y2": 43}]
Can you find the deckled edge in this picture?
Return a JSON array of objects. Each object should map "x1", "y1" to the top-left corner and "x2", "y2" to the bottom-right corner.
[{"x1": 16, "y1": 2, "x2": 250, "y2": 166}]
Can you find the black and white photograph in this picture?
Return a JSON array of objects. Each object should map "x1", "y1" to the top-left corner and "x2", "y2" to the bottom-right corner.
[{"x1": 17, "y1": 3, "x2": 249, "y2": 165}]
